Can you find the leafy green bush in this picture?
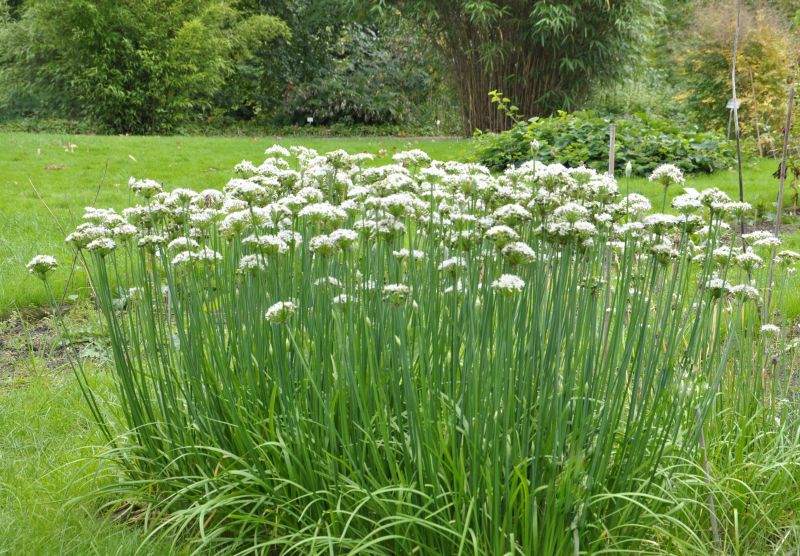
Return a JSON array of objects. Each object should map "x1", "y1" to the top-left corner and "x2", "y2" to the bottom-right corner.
[
  {"x1": 0, "y1": 0, "x2": 289, "y2": 134},
  {"x1": 475, "y1": 111, "x2": 735, "y2": 175},
  {"x1": 282, "y1": 23, "x2": 450, "y2": 128}
]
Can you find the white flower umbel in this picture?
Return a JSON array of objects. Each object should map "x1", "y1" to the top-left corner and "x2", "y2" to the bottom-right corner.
[
  {"x1": 501, "y1": 241, "x2": 536, "y2": 265},
  {"x1": 760, "y1": 324, "x2": 780, "y2": 335},
  {"x1": 491, "y1": 273, "x2": 525, "y2": 295},
  {"x1": 648, "y1": 164, "x2": 685, "y2": 187},
  {"x1": 382, "y1": 284, "x2": 411, "y2": 305},
  {"x1": 265, "y1": 301, "x2": 297, "y2": 324},
  {"x1": 129, "y1": 177, "x2": 163, "y2": 198},
  {"x1": 86, "y1": 237, "x2": 116, "y2": 256},
  {"x1": 26, "y1": 255, "x2": 58, "y2": 280},
  {"x1": 238, "y1": 254, "x2": 266, "y2": 273}
]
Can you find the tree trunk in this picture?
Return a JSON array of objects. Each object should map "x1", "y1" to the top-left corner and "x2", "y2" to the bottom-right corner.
[{"x1": 446, "y1": 36, "x2": 552, "y2": 135}]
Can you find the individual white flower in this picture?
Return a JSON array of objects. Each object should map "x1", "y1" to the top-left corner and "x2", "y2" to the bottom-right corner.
[
  {"x1": 309, "y1": 234, "x2": 340, "y2": 256},
  {"x1": 493, "y1": 203, "x2": 531, "y2": 225},
  {"x1": 491, "y1": 274, "x2": 525, "y2": 295},
  {"x1": 238, "y1": 254, "x2": 266, "y2": 273},
  {"x1": 314, "y1": 276, "x2": 343, "y2": 288},
  {"x1": 264, "y1": 145, "x2": 291, "y2": 158},
  {"x1": 721, "y1": 202, "x2": 751, "y2": 218},
  {"x1": 704, "y1": 277, "x2": 730, "y2": 298},
  {"x1": 168, "y1": 237, "x2": 200, "y2": 253},
  {"x1": 167, "y1": 188, "x2": 198, "y2": 205},
  {"x1": 729, "y1": 284, "x2": 760, "y2": 301},
  {"x1": 671, "y1": 192, "x2": 703, "y2": 214},
  {"x1": 66, "y1": 224, "x2": 109, "y2": 249},
  {"x1": 392, "y1": 149, "x2": 431, "y2": 166},
  {"x1": 383, "y1": 283, "x2": 411, "y2": 304},
  {"x1": 86, "y1": 237, "x2": 116, "y2": 256},
  {"x1": 242, "y1": 234, "x2": 289, "y2": 256},
  {"x1": 699, "y1": 188, "x2": 731, "y2": 210},
  {"x1": 192, "y1": 247, "x2": 223, "y2": 264},
  {"x1": 711, "y1": 245, "x2": 738, "y2": 266},
  {"x1": 393, "y1": 248, "x2": 425, "y2": 261},
  {"x1": 735, "y1": 250, "x2": 764, "y2": 272},
  {"x1": 298, "y1": 202, "x2": 348, "y2": 226},
  {"x1": 330, "y1": 228, "x2": 359, "y2": 248},
  {"x1": 438, "y1": 256, "x2": 467, "y2": 274},
  {"x1": 26, "y1": 255, "x2": 58, "y2": 280},
  {"x1": 83, "y1": 207, "x2": 124, "y2": 226},
  {"x1": 226, "y1": 179, "x2": 269, "y2": 206},
  {"x1": 643, "y1": 213, "x2": 679, "y2": 234},
  {"x1": 234, "y1": 160, "x2": 258, "y2": 174},
  {"x1": 553, "y1": 202, "x2": 590, "y2": 223},
  {"x1": 171, "y1": 251, "x2": 194, "y2": 267},
  {"x1": 761, "y1": 324, "x2": 780, "y2": 335},
  {"x1": 777, "y1": 250, "x2": 800, "y2": 267},
  {"x1": 129, "y1": 177, "x2": 163, "y2": 198},
  {"x1": 485, "y1": 225, "x2": 520, "y2": 247},
  {"x1": 138, "y1": 234, "x2": 168, "y2": 251},
  {"x1": 648, "y1": 164, "x2": 684, "y2": 187},
  {"x1": 501, "y1": 241, "x2": 536, "y2": 265},
  {"x1": 614, "y1": 193, "x2": 652, "y2": 217},
  {"x1": 110, "y1": 223, "x2": 138, "y2": 240},
  {"x1": 332, "y1": 293, "x2": 352, "y2": 305},
  {"x1": 650, "y1": 241, "x2": 679, "y2": 264},
  {"x1": 743, "y1": 230, "x2": 781, "y2": 249},
  {"x1": 265, "y1": 300, "x2": 297, "y2": 324},
  {"x1": 442, "y1": 280, "x2": 466, "y2": 295}
]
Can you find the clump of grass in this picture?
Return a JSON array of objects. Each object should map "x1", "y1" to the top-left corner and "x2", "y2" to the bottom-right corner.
[{"x1": 36, "y1": 147, "x2": 799, "y2": 553}]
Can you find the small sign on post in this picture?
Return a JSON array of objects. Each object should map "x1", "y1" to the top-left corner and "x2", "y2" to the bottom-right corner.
[
  {"x1": 726, "y1": 98, "x2": 742, "y2": 139},
  {"x1": 608, "y1": 123, "x2": 616, "y2": 177}
]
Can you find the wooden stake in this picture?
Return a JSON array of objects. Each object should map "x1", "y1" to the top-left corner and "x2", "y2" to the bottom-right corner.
[{"x1": 608, "y1": 123, "x2": 616, "y2": 177}]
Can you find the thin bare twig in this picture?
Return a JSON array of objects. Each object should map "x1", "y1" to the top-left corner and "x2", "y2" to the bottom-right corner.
[
  {"x1": 732, "y1": 0, "x2": 746, "y2": 237},
  {"x1": 765, "y1": 88, "x2": 795, "y2": 321}
]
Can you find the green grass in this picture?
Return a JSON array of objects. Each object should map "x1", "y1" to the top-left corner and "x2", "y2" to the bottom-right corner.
[
  {"x1": 0, "y1": 133, "x2": 473, "y2": 316},
  {"x1": 0, "y1": 365, "x2": 183, "y2": 556}
]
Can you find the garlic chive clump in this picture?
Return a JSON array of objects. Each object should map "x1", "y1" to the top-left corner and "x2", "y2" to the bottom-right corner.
[{"x1": 55, "y1": 146, "x2": 799, "y2": 554}]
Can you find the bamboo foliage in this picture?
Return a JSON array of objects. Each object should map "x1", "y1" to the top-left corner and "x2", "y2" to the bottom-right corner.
[{"x1": 389, "y1": 0, "x2": 659, "y2": 133}]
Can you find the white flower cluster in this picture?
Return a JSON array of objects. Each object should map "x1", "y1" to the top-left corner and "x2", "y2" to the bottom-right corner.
[
  {"x1": 59, "y1": 146, "x2": 796, "y2": 318},
  {"x1": 26, "y1": 255, "x2": 58, "y2": 280},
  {"x1": 648, "y1": 164, "x2": 685, "y2": 187}
]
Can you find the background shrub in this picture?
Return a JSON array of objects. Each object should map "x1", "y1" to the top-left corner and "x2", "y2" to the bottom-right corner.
[
  {"x1": 281, "y1": 22, "x2": 457, "y2": 129},
  {"x1": 675, "y1": 1, "x2": 799, "y2": 140},
  {"x1": 474, "y1": 110, "x2": 735, "y2": 175},
  {"x1": 0, "y1": 0, "x2": 289, "y2": 134}
]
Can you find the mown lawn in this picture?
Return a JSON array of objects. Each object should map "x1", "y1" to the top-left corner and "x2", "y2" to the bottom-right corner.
[{"x1": 0, "y1": 133, "x2": 473, "y2": 316}]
